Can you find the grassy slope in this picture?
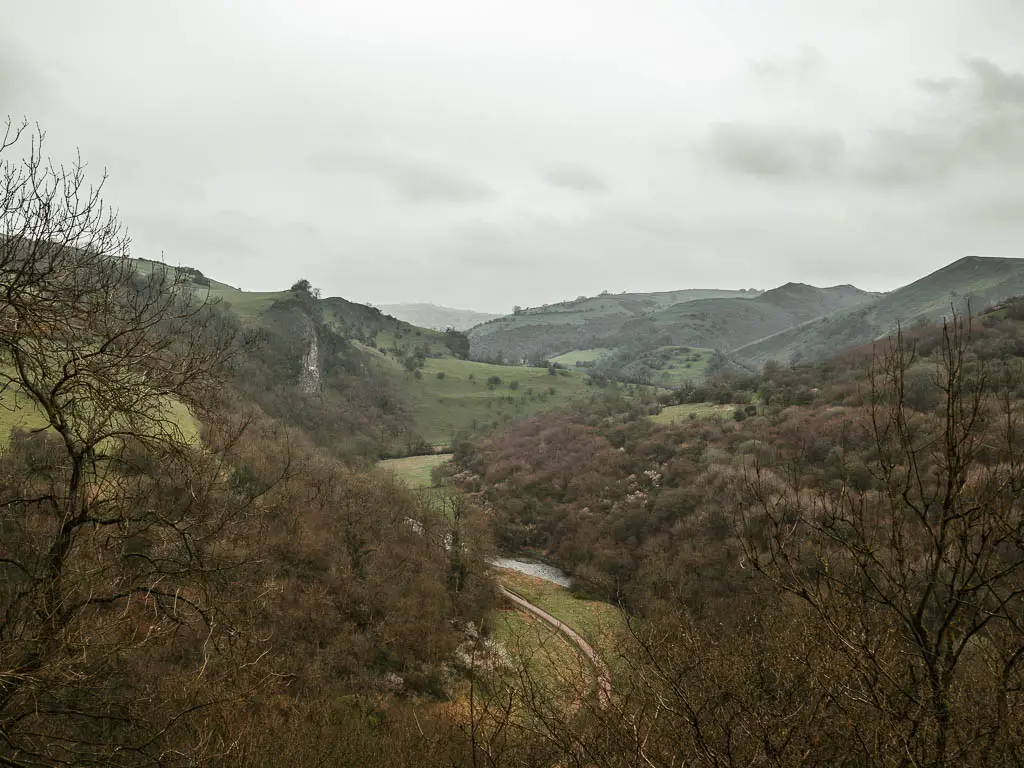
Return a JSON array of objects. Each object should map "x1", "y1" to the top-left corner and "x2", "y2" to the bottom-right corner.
[
  {"x1": 0, "y1": 372, "x2": 200, "y2": 445},
  {"x1": 0, "y1": 256, "x2": 222, "y2": 446},
  {"x1": 368, "y1": 349, "x2": 596, "y2": 447},
  {"x1": 0, "y1": 386, "x2": 50, "y2": 437},
  {"x1": 207, "y1": 288, "x2": 289, "y2": 321},
  {"x1": 549, "y1": 348, "x2": 614, "y2": 366},
  {"x1": 735, "y1": 256, "x2": 1024, "y2": 366}
]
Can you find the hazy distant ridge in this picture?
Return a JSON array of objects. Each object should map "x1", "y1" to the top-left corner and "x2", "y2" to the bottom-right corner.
[
  {"x1": 377, "y1": 303, "x2": 501, "y2": 331},
  {"x1": 734, "y1": 256, "x2": 1024, "y2": 365}
]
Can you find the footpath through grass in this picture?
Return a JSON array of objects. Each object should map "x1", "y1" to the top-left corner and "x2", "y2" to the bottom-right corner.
[{"x1": 495, "y1": 570, "x2": 624, "y2": 658}]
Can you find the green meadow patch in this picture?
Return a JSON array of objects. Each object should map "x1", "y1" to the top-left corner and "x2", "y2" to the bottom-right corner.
[
  {"x1": 205, "y1": 289, "x2": 290, "y2": 321},
  {"x1": 549, "y1": 348, "x2": 613, "y2": 366},
  {"x1": 377, "y1": 355, "x2": 597, "y2": 449},
  {"x1": 0, "y1": 369, "x2": 200, "y2": 447},
  {"x1": 648, "y1": 402, "x2": 738, "y2": 425}
]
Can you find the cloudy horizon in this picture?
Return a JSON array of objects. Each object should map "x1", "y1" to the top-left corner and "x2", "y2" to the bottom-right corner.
[{"x1": 3, "y1": 0, "x2": 1024, "y2": 313}]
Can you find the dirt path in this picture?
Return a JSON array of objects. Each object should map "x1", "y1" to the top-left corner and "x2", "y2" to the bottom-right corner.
[{"x1": 498, "y1": 585, "x2": 612, "y2": 709}]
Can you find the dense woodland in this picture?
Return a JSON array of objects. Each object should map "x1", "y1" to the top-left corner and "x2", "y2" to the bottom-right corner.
[{"x1": 2, "y1": 118, "x2": 1024, "y2": 766}]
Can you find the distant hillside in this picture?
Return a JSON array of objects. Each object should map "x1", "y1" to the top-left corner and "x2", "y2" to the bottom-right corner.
[
  {"x1": 376, "y1": 303, "x2": 501, "y2": 331},
  {"x1": 131, "y1": 265, "x2": 602, "y2": 455},
  {"x1": 734, "y1": 256, "x2": 1024, "y2": 366},
  {"x1": 622, "y1": 283, "x2": 878, "y2": 351},
  {"x1": 468, "y1": 288, "x2": 761, "y2": 363}
]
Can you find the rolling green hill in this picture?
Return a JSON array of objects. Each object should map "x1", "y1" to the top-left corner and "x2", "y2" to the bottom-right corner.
[
  {"x1": 734, "y1": 256, "x2": 1024, "y2": 366},
  {"x1": 492, "y1": 283, "x2": 874, "y2": 386},
  {"x1": 466, "y1": 283, "x2": 876, "y2": 385},
  {"x1": 467, "y1": 288, "x2": 760, "y2": 363}
]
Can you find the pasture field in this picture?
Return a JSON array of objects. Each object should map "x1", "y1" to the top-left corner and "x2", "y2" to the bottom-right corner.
[
  {"x1": 0, "y1": 386, "x2": 200, "y2": 445},
  {"x1": 206, "y1": 289, "x2": 289, "y2": 320},
  {"x1": 648, "y1": 402, "x2": 738, "y2": 424}
]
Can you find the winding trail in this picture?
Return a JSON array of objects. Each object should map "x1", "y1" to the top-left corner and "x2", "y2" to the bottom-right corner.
[{"x1": 498, "y1": 584, "x2": 612, "y2": 709}]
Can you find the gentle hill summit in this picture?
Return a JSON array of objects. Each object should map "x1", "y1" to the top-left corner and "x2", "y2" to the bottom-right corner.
[
  {"x1": 735, "y1": 256, "x2": 1024, "y2": 366},
  {"x1": 626, "y1": 283, "x2": 877, "y2": 350},
  {"x1": 756, "y1": 282, "x2": 879, "y2": 317},
  {"x1": 376, "y1": 303, "x2": 501, "y2": 331}
]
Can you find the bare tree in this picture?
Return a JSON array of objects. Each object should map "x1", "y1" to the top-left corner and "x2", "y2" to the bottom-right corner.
[
  {"x1": 738, "y1": 315, "x2": 1024, "y2": 765},
  {"x1": 0, "y1": 119, "x2": 265, "y2": 766}
]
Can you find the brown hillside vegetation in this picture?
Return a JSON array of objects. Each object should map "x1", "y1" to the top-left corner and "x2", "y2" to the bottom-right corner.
[
  {"x1": 0, "y1": 120, "x2": 496, "y2": 767},
  {"x1": 451, "y1": 308, "x2": 1024, "y2": 765}
]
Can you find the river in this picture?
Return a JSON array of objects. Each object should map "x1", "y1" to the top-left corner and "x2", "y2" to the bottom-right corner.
[{"x1": 491, "y1": 557, "x2": 571, "y2": 588}]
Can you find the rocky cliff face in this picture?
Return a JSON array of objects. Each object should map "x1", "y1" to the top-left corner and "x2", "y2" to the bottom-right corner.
[{"x1": 299, "y1": 317, "x2": 321, "y2": 395}]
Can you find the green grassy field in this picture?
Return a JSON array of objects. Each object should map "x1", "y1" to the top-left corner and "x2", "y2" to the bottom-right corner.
[
  {"x1": 0, "y1": 389, "x2": 50, "y2": 439},
  {"x1": 0, "y1": 366, "x2": 200, "y2": 446},
  {"x1": 206, "y1": 289, "x2": 289, "y2": 321},
  {"x1": 549, "y1": 348, "x2": 613, "y2": 366},
  {"x1": 378, "y1": 454, "x2": 451, "y2": 489},
  {"x1": 648, "y1": 402, "x2": 738, "y2": 425},
  {"x1": 490, "y1": 607, "x2": 586, "y2": 703},
  {"x1": 374, "y1": 354, "x2": 597, "y2": 448}
]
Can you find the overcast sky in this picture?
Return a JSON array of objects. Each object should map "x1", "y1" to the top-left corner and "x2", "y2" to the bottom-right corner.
[{"x1": 3, "y1": 1, "x2": 1024, "y2": 312}]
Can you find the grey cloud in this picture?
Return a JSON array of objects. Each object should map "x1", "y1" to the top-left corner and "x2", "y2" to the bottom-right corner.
[
  {"x1": 964, "y1": 57, "x2": 1024, "y2": 107},
  {"x1": 6, "y1": 1, "x2": 1024, "y2": 311},
  {"x1": 750, "y1": 46, "x2": 826, "y2": 81},
  {"x1": 705, "y1": 123, "x2": 846, "y2": 179},
  {"x1": 861, "y1": 58, "x2": 1024, "y2": 185},
  {"x1": 917, "y1": 77, "x2": 957, "y2": 95},
  {"x1": 542, "y1": 164, "x2": 608, "y2": 193},
  {"x1": 310, "y1": 150, "x2": 493, "y2": 204},
  {"x1": 858, "y1": 130, "x2": 958, "y2": 185},
  {"x1": 0, "y1": 43, "x2": 47, "y2": 112},
  {"x1": 965, "y1": 193, "x2": 1024, "y2": 225},
  {"x1": 130, "y1": 210, "x2": 326, "y2": 270}
]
